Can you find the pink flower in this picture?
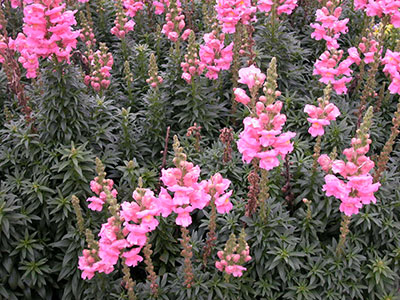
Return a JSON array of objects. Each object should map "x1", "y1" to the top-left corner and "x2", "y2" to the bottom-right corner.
[
  {"x1": 318, "y1": 154, "x2": 332, "y2": 172},
  {"x1": 238, "y1": 65, "x2": 266, "y2": 89},
  {"x1": 307, "y1": 118, "x2": 330, "y2": 136},
  {"x1": 234, "y1": 88, "x2": 251, "y2": 105},
  {"x1": 215, "y1": 190, "x2": 233, "y2": 214},
  {"x1": 87, "y1": 196, "x2": 105, "y2": 211},
  {"x1": 226, "y1": 265, "x2": 247, "y2": 277},
  {"x1": 175, "y1": 206, "x2": 193, "y2": 227},
  {"x1": 122, "y1": 247, "x2": 143, "y2": 267}
]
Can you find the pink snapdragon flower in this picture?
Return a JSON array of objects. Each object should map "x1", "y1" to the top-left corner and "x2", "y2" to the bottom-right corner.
[
  {"x1": 205, "y1": 173, "x2": 233, "y2": 214},
  {"x1": 310, "y1": 3, "x2": 349, "y2": 50},
  {"x1": 84, "y1": 44, "x2": 113, "y2": 92},
  {"x1": 238, "y1": 65, "x2": 266, "y2": 90},
  {"x1": 215, "y1": 232, "x2": 251, "y2": 277},
  {"x1": 319, "y1": 132, "x2": 380, "y2": 216},
  {"x1": 304, "y1": 100, "x2": 340, "y2": 137},
  {"x1": 13, "y1": 0, "x2": 79, "y2": 78},
  {"x1": 199, "y1": 31, "x2": 233, "y2": 80},
  {"x1": 236, "y1": 78, "x2": 296, "y2": 170},
  {"x1": 354, "y1": 0, "x2": 400, "y2": 28},
  {"x1": 158, "y1": 161, "x2": 211, "y2": 227},
  {"x1": 181, "y1": 31, "x2": 205, "y2": 83},
  {"x1": 215, "y1": 0, "x2": 256, "y2": 33},
  {"x1": 79, "y1": 172, "x2": 162, "y2": 280},
  {"x1": 161, "y1": 0, "x2": 187, "y2": 42},
  {"x1": 313, "y1": 49, "x2": 354, "y2": 94},
  {"x1": 382, "y1": 49, "x2": 400, "y2": 94}
]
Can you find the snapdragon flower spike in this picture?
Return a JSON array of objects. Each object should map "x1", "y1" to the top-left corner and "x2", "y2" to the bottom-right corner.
[
  {"x1": 215, "y1": 229, "x2": 251, "y2": 277},
  {"x1": 79, "y1": 11, "x2": 96, "y2": 49},
  {"x1": 310, "y1": 1, "x2": 349, "y2": 50},
  {"x1": 153, "y1": 0, "x2": 167, "y2": 15},
  {"x1": 199, "y1": 31, "x2": 233, "y2": 80},
  {"x1": 158, "y1": 136, "x2": 211, "y2": 227},
  {"x1": 120, "y1": 187, "x2": 161, "y2": 266},
  {"x1": 181, "y1": 31, "x2": 205, "y2": 83},
  {"x1": 304, "y1": 86, "x2": 340, "y2": 137},
  {"x1": 318, "y1": 107, "x2": 381, "y2": 216},
  {"x1": 123, "y1": 0, "x2": 145, "y2": 18},
  {"x1": 161, "y1": 0, "x2": 188, "y2": 42},
  {"x1": 257, "y1": 0, "x2": 298, "y2": 16},
  {"x1": 313, "y1": 49, "x2": 354, "y2": 94},
  {"x1": 111, "y1": 0, "x2": 136, "y2": 39},
  {"x1": 382, "y1": 49, "x2": 400, "y2": 94},
  {"x1": 215, "y1": 0, "x2": 256, "y2": 34},
  {"x1": 147, "y1": 53, "x2": 163, "y2": 88},
  {"x1": 354, "y1": 0, "x2": 400, "y2": 28},
  {"x1": 87, "y1": 176, "x2": 116, "y2": 211},
  {"x1": 236, "y1": 59, "x2": 296, "y2": 170},
  {"x1": 204, "y1": 173, "x2": 233, "y2": 214},
  {"x1": 78, "y1": 248, "x2": 114, "y2": 280},
  {"x1": 13, "y1": 0, "x2": 79, "y2": 78},
  {"x1": 84, "y1": 43, "x2": 113, "y2": 92}
]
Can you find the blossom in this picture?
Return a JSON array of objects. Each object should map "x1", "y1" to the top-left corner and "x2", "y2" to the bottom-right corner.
[
  {"x1": 215, "y1": 0, "x2": 256, "y2": 33},
  {"x1": 199, "y1": 32, "x2": 233, "y2": 80},
  {"x1": 238, "y1": 65, "x2": 266, "y2": 89},
  {"x1": 14, "y1": 1, "x2": 79, "y2": 78},
  {"x1": 234, "y1": 88, "x2": 251, "y2": 105}
]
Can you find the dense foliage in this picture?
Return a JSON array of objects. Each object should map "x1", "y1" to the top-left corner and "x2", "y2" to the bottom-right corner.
[{"x1": 0, "y1": 0, "x2": 400, "y2": 299}]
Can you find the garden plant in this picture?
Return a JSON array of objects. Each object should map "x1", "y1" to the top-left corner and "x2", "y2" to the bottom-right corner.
[{"x1": 0, "y1": 0, "x2": 400, "y2": 299}]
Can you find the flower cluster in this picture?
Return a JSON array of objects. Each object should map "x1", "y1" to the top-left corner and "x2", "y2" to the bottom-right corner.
[
  {"x1": 204, "y1": 173, "x2": 233, "y2": 214},
  {"x1": 215, "y1": 0, "x2": 256, "y2": 34},
  {"x1": 257, "y1": 0, "x2": 298, "y2": 16},
  {"x1": 318, "y1": 107, "x2": 380, "y2": 216},
  {"x1": 181, "y1": 31, "x2": 205, "y2": 83},
  {"x1": 79, "y1": 12, "x2": 96, "y2": 49},
  {"x1": 13, "y1": 0, "x2": 79, "y2": 78},
  {"x1": 158, "y1": 136, "x2": 233, "y2": 227},
  {"x1": 153, "y1": 0, "x2": 167, "y2": 14},
  {"x1": 199, "y1": 31, "x2": 233, "y2": 80},
  {"x1": 236, "y1": 61, "x2": 296, "y2": 170},
  {"x1": 159, "y1": 161, "x2": 211, "y2": 227},
  {"x1": 310, "y1": 1, "x2": 354, "y2": 94},
  {"x1": 347, "y1": 36, "x2": 381, "y2": 66},
  {"x1": 354, "y1": 0, "x2": 400, "y2": 27},
  {"x1": 382, "y1": 49, "x2": 400, "y2": 94},
  {"x1": 313, "y1": 49, "x2": 353, "y2": 94},
  {"x1": 79, "y1": 169, "x2": 161, "y2": 279},
  {"x1": 120, "y1": 188, "x2": 160, "y2": 266},
  {"x1": 310, "y1": 2, "x2": 349, "y2": 50},
  {"x1": 304, "y1": 92, "x2": 340, "y2": 137},
  {"x1": 123, "y1": 0, "x2": 145, "y2": 18},
  {"x1": 161, "y1": 0, "x2": 189, "y2": 42},
  {"x1": 86, "y1": 176, "x2": 116, "y2": 211},
  {"x1": 215, "y1": 229, "x2": 251, "y2": 277},
  {"x1": 111, "y1": 0, "x2": 136, "y2": 39},
  {"x1": 84, "y1": 43, "x2": 113, "y2": 92}
]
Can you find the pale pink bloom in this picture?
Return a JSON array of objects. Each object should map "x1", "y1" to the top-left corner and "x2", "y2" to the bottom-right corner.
[
  {"x1": 322, "y1": 174, "x2": 350, "y2": 199},
  {"x1": 318, "y1": 154, "x2": 332, "y2": 172},
  {"x1": 238, "y1": 65, "x2": 266, "y2": 89},
  {"x1": 225, "y1": 265, "x2": 247, "y2": 277},
  {"x1": 122, "y1": 247, "x2": 143, "y2": 267},
  {"x1": 257, "y1": 150, "x2": 280, "y2": 170},
  {"x1": 234, "y1": 88, "x2": 251, "y2": 105},
  {"x1": 307, "y1": 118, "x2": 330, "y2": 136},
  {"x1": 215, "y1": 190, "x2": 233, "y2": 214},
  {"x1": 87, "y1": 196, "x2": 105, "y2": 211},
  {"x1": 175, "y1": 206, "x2": 193, "y2": 227},
  {"x1": 157, "y1": 187, "x2": 175, "y2": 217}
]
